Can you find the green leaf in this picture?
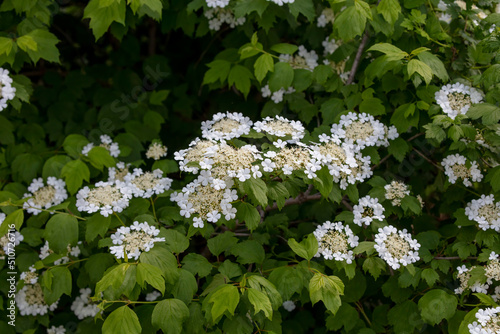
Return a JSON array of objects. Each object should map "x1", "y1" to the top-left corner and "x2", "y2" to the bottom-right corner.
[
  {"x1": 0, "y1": 37, "x2": 14, "y2": 56},
  {"x1": 418, "y1": 289, "x2": 457, "y2": 325},
  {"x1": 83, "y1": 0, "x2": 127, "y2": 40},
  {"x1": 377, "y1": 0, "x2": 401, "y2": 24},
  {"x1": 333, "y1": 6, "x2": 366, "y2": 40},
  {"x1": 172, "y1": 269, "x2": 198, "y2": 304},
  {"x1": 421, "y1": 268, "x2": 439, "y2": 287},
  {"x1": 181, "y1": 253, "x2": 213, "y2": 278},
  {"x1": 387, "y1": 137, "x2": 410, "y2": 162},
  {"x1": 43, "y1": 214, "x2": 78, "y2": 254},
  {"x1": 235, "y1": 201, "x2": 261, "y2": 231},
  {"x1": 128, "y1": 0, "x2": 163, "y2": 20},
  {"x1": 137, "y1": 263, "x2": 165, "y2": 294},
  {"x1": 417, "y1": 52, "x2": 449, "y2": 82},
  {"x1": 103, "y1": 306, "x2": 142, "y2": 334},
  {"x1": 62, "y1": 134, "x2": 90, "y2": 159},
  {"x1": 407, "y1": 59, "x2": 433, "y2": 85},
  {"x1": 486, "y1": 166, "x2": 500, "y2": 193},
  {"x1": 42, "y1": 156, "x2": 73, "y2": 179},
  {"x1": 246, "y1": 275, "x2": 283, "y2": 309},
  {"x1": 204, "y1": 284, "x2": 240, "y2": 323},
  {"x1": 152, "y1": 299, "x2": 190, "y2": 334},
  {"x1": 230, "y1": 240, "x2": 265, "y2": 264},
  {"x1": 401, "y1": 196, "x2": 422, "y2": 214},
  {"x1": 467, "y1": 103, "x2": 500, "y2": 125},
  {"x1": 353, "y1": 241, "x2": 376, "y2": 255},
  {"x1": 96, "y1": 263, "x2": 137, "y2": 299},
  {"x1": 288, "y1": 0, "x2": 315, "y2": 21},
  {"x1": 268, "y1": 62, "x2": 294, "y2": 91},
  {"x1": 233, "y1": 0, "x2": 269, "y2": 17},
  {"x1": 254, "y1": 54, "x2": 274, "y2": 83},
  {"x1": 247, "y1": 288, "x2": 273, "y2": 320},
  {"x1": 314, "y1": 167, "x2": 333, "y2": 198},
  {"x1": 309, "y1": 273, "x2": 344, "y2": 314},
  {"x1": 87, "y1": 146, "x2": 116, "y2": 170},
  {"x1": 42, "y1": 267, "x2": 72, "y2": 305},
  {"x1": 0, "y1": 209, "x2": 24, "y2": 236},
  {"x1": 242, "y1": 178, "x2": 268, "y2": 208},
  {"x1": 86, "y1": 214, "x2": 112, "y2": 242},
  {"x1": 228, "y1": 65, "x2": 254, "y2": 98},
  {"x1": 140, "y1": 244, "x2": 179, "y2": 284},
  {"x1": 362, "y1": 257, "x2": 386, "y2": 280},
  {"x1": 270, "y1": 43, "x2": 298, "y2": 55},
  {"x1": 354, "y1": 0, "x2": 372, "y2": 20},
  {"x1": 472, "y1": 293, "x2": 498, "y2": 307},
  {"x1": 17, "y1": 29, "x2": 60, "y2": 63},
  {"x1": 268, "y1": 267, "x2": 303, "y2": 301},
  {"x1": 207, "y1": 232, "x2": 238, "y2": 257},
  {"x1": 12, "y1": 153, "x2": 43, "y2": 184},
  {"x1": 60, "y1": 159, "x2": 90, "y2": 195},
  {"x1": 387, "y1": 300, "x2": 421, "y2": 333},
  {"x1": 267, "y1": 182, "x2": 290, "y2": 210},
  {"x1": 390, "y1": 103, "x2": 419, "y2": 132},
  {"x1": 288, "y1": 234, "x2": 318, "y2": 261},
  {"x1": 163, "y1": 229, "x2": 189, "y2": 254},
  {"x1": 85, "y1": 253, "x2": 116, "y2": 284},
  {"x1": 368, "y1": 43, "x2": 408, "y2": 61},
  {"x1": 203, "y1": 59, "x2": 231, "y2": 85}
]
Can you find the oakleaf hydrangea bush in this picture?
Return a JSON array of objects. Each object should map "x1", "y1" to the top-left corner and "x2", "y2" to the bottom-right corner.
[{"x1": 0, "y1": 0, "x2": 499, "y2": 333}]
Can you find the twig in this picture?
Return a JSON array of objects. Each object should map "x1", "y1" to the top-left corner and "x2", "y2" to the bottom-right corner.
[
  {"x1": 346, "y1": 32, "x2": 370, "y2": 85},
  {"x1": 341, "y1": 196, "x2": 353, "y2": 211},
  {"x1": 412, "y1": 148, "x2": 444, "y2": 171}
]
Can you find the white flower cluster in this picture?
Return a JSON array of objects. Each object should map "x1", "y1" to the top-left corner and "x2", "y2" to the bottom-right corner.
[
  {"x1": 146, "y1": 142, "x2": 168, "y2": 160},
  {"x1": 38, "y1": 241, "x2": 81, "y2": 265},
  {"x1": 145, "y1": 290, "x2": 162, "y2": 301},
  {"x1": 254, "y1": 115, "x2": 305, "y2": 142},
  {"x1": 71, "y1": 288, "x2": 100, "y2": 319},
  {"x1": 82, "y1": 134, "x2": 120, "y2": 158},
  {"x1": 374, "y1": 225, "x2": 420, "y2": 270},
  {"x1": 205, "y1": 8, "x2": 245, "y2": 31},
  {"x1": 0, "y1": 226, "x2": 23, "y2": 259},
  {"x1": 384, "y1": 181, "x2": 410, "y2": 206},
  {"x1": 317, "y1": 8, "x2": 335, "y2": 27},
  {"x1": 206, "y1": 0, "x2": 229, "y2": 8},
  {"x1": 47, "y1": 325, "x2": 66, "y2": 334},
  {"x1": 268, "y1": 0, "x2": 295, "y2": 6},
  {"x1": 353, "y1": 196, "x2": 385, "y2": 227},
  {"x1": 441, "y1": 154, "x2": 483, "y2": 187},
  {"x1": 323, "y1": 58, "x2": 351, "y2": 84},
  {"x1": 108, "y1": 162, "x2": 131, "y2": 183},
  {"x1": 110, "y1": 221, "x2": 165, "y2": 260},
  {"x1": 261, "y1": 84, "x2": 296, "y2": 104},
  {"x1": 332, "y1": 112, "x2": 398, "y2": 150},
  {"x1": 119, "y1": 168, "x2": 172, "y2": 198},
  {"x1": 23, "y1": 177, "x2": 68, "y2": 215},
  {"x1": 322, "y1": 36, "x2": 341, "y2": 55},
  {"x1": 0, "y1": 68, "x2": 16, "y2": 111},
  {"x1": 436, "y1": 0, "x2": 452, "y2": 23},
  {"x1": 16, "y1": 283, "x2": 59, "y2": 316},
  {"x1": 279, "y1": 45, "x2": 319, "y2": 71},
  {"x1": 313, "y1": 221, "x2": 359, "y2": 263},
  {"x1": 468, "y1": 307, "x2": 500, "y2": 334},
  {"x1": 435, "y1": 83, "x2": 483, "y2": 120},
  {"x1": 170, "y1": 176, "x2": 238, "y2": 228},
  {"x1": 201, "y1": 111, "x2": 253, "y2": 141},
  {"x1": 454, "y1": 265, "x2": 488, "y2": 294},
  {"x1": 20, "y1": 266, "x2": 38, "y2": 284},
  {"x1": 465, "y1": 194, "x2": 500, "y2": 231},
  {"x1": 175, "y1": 138, "x2": 217, "y2": 174},
  {"x1": 76, "y1": 181, "x2": 132, "y2": 217}
]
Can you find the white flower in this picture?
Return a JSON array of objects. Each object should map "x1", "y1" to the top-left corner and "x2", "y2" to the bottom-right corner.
[
  {"x1": 268, "y1": 0, "x2": 295, "y2": 6},
  {"x1": 205, "y1": 8, "x2": 245, "y2": 31},
  {"x1": 468, "y1": 307, "x2": 500, "y2": 334},
  {"x1": 108, "y1": 162, "x2": 131, "y2": 183},
  {"x1": 207, "y1": 210, "x2": 221, "y2": 222},
  {"x1": 253, "y1": 116, "x2": 305, "y2": 141},
  {"x1": 317, "y1": 8, "x2": 335, "y2": 27},
  {"x1": 384, "y1": 181, "x2": 410, "y2": 206},
  {"x1": 71, "y1": 288, "x2": 100, "y2": 320},
  {"x1": 206, "y1": 0, "x2": 229, "y2": 8},
  {"x1": 47, "y1": 325, "x2": 66, "y2": 334},
  {"x1": 76, "y1": 181, "x2": 132, "y2": 217},
  {"x1": 23, "y1": 177, "x2": 68, "y2": 215},
  {"x1": 332, "y1": 112, "x2": 389, "y2": 150},
  {"x1": 262, "y1": 158, "x2": 276, "y2": 172},
  {"x1": 374, "y1": 226, "x2": 420, "y2": 270},
  {"x1": 82, "y1": 134, "x2": 120, "y2": 158},
  {"x1": 193, "y1": 217, "x2": 204, "y2": 228},
  {"x1": 201, "y1": 111, "x2": 253, "y2": 141},
  {"x1": 120, "y1": 168, "x2": 173, "y2": 198},
  {"x1": 0, "y1": 228, "x2": 23, "y2": 259},
  {"x1": 146, "y1": 142, "x2": 168, "y2": 160},
  {"x1": 273, "y1": 139, "x2": 287, "y2": 149},
  {"x1": 145, "y1": 290, "x2": 162, "y2": 301},
  {"x1": 0, "y1": 68, "x2": 16, "y2": 112},
  {"x1": 109, "y1": 221, "x2": 165, "y2": 260},
  {"x1": 282, "y1": 300, "x2": 296, "y2": 312},
  {"x1": 261, "y1": 85, "x2": 272, "y2": 98},
  {"x1": 322, "y1": 36, "x2": 340, "y2": 55},
  {"x1": 465, "y1": 195, "x2": 500, "y2": 231},
  {"x1": 313, "y1": 221, "x2": 359, "y2": 263},
  {"x1": 16, "y1": 283, "x2": 59, "y2": 316},
  {"x1": 435, "y1": 83, "x2": 483, "y2": 120},
  {"x1": 251, "y1": 165, "x2": 262, "y2": 178},
  {"x1": 353, "y1": 196, "x2": 385, "y2": 227},
  {"x1": 20, "y1": 266, "x2": 38, "y2": 284},
  {"x1": 236, "y1": 168, "x2": 251, "y2": 182},
  {"x1": 441, "y1": 154, "x2": 483, "y2": 187}
]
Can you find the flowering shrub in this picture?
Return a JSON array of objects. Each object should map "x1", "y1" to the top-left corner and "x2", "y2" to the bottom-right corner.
[{"x1": 0, "y1": 0, "x2": 499, "y2": 333}]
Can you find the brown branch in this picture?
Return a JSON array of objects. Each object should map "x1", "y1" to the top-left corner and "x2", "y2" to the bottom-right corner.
[
  {"x1": 413, "y1": 148, "x2": 444, "y2": 171},
  {"x1": 346, "y1": 32, "x2": 370, "y2": 85}
]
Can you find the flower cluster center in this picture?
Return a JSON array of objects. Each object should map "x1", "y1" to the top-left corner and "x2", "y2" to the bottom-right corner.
[
  {"x1": 385, "y1": 233, "x2": 411, "y2": 259},
  {"x1": 478, "y1": 203, "x2": 500, "y2": 222},
  {"x1": 447, "y1": 92, "x2": 471, "y2": 111},
  {"x1": 122, "y1": 231, "x2": 155, "y2": 255},
  {"x1": 33, "y1": 186, "x2": 56, "y2": 207},
  {"x1": 345, "y1": 121, "x2": 374, "y2": 141},
  {"x1": 25, "y1": 284, "x2": 46, "y2": 306},
  {"x1": 132, "y1": 172, "x2": 159, "y2": 191},
  {"x1": 87, "y1": 186, "x2": 122, "y2": 206},
  {"x1": 211, "y1": 118, "x2": 240, "y2": 133},
  {"x1": 320, "y1": 230, "x2": 349, "y2": 254}
]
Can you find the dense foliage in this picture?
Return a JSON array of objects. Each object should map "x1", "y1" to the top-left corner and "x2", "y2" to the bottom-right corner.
[{"x1": 0, "y1": 0, "x2": 500, "y2": 333}]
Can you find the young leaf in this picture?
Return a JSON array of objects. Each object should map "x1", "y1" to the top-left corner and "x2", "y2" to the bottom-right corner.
[
  {"x1": 288, "y1": 234, "x2": 318, "y2": 261},
  {"x1": 152, "y1": 299, "x2": 190, "y2": 334},
  {"x1": 103, "y1": 306, "x2": 142, "y2": 334}
]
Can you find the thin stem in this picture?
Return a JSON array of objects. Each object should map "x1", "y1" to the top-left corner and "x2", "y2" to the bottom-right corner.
[
  {"x1": 3, "y1": 203, "x2": 87, "y2": 221},
  {"x1": 356, "y1": 301, "x2": 372, "y2": 326},
  {"x1": 412, "y1": 148, "x2": 444, "y2": 171},
  {"x1": 150, "y1": 197, "x2": 158, "y2": 222},
  {"x1": 114, "y1": 212, "x2": 125, "y2": 226},
  {"x1": 346, "y1": 32, "x2": 370, "y2": 85}
]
